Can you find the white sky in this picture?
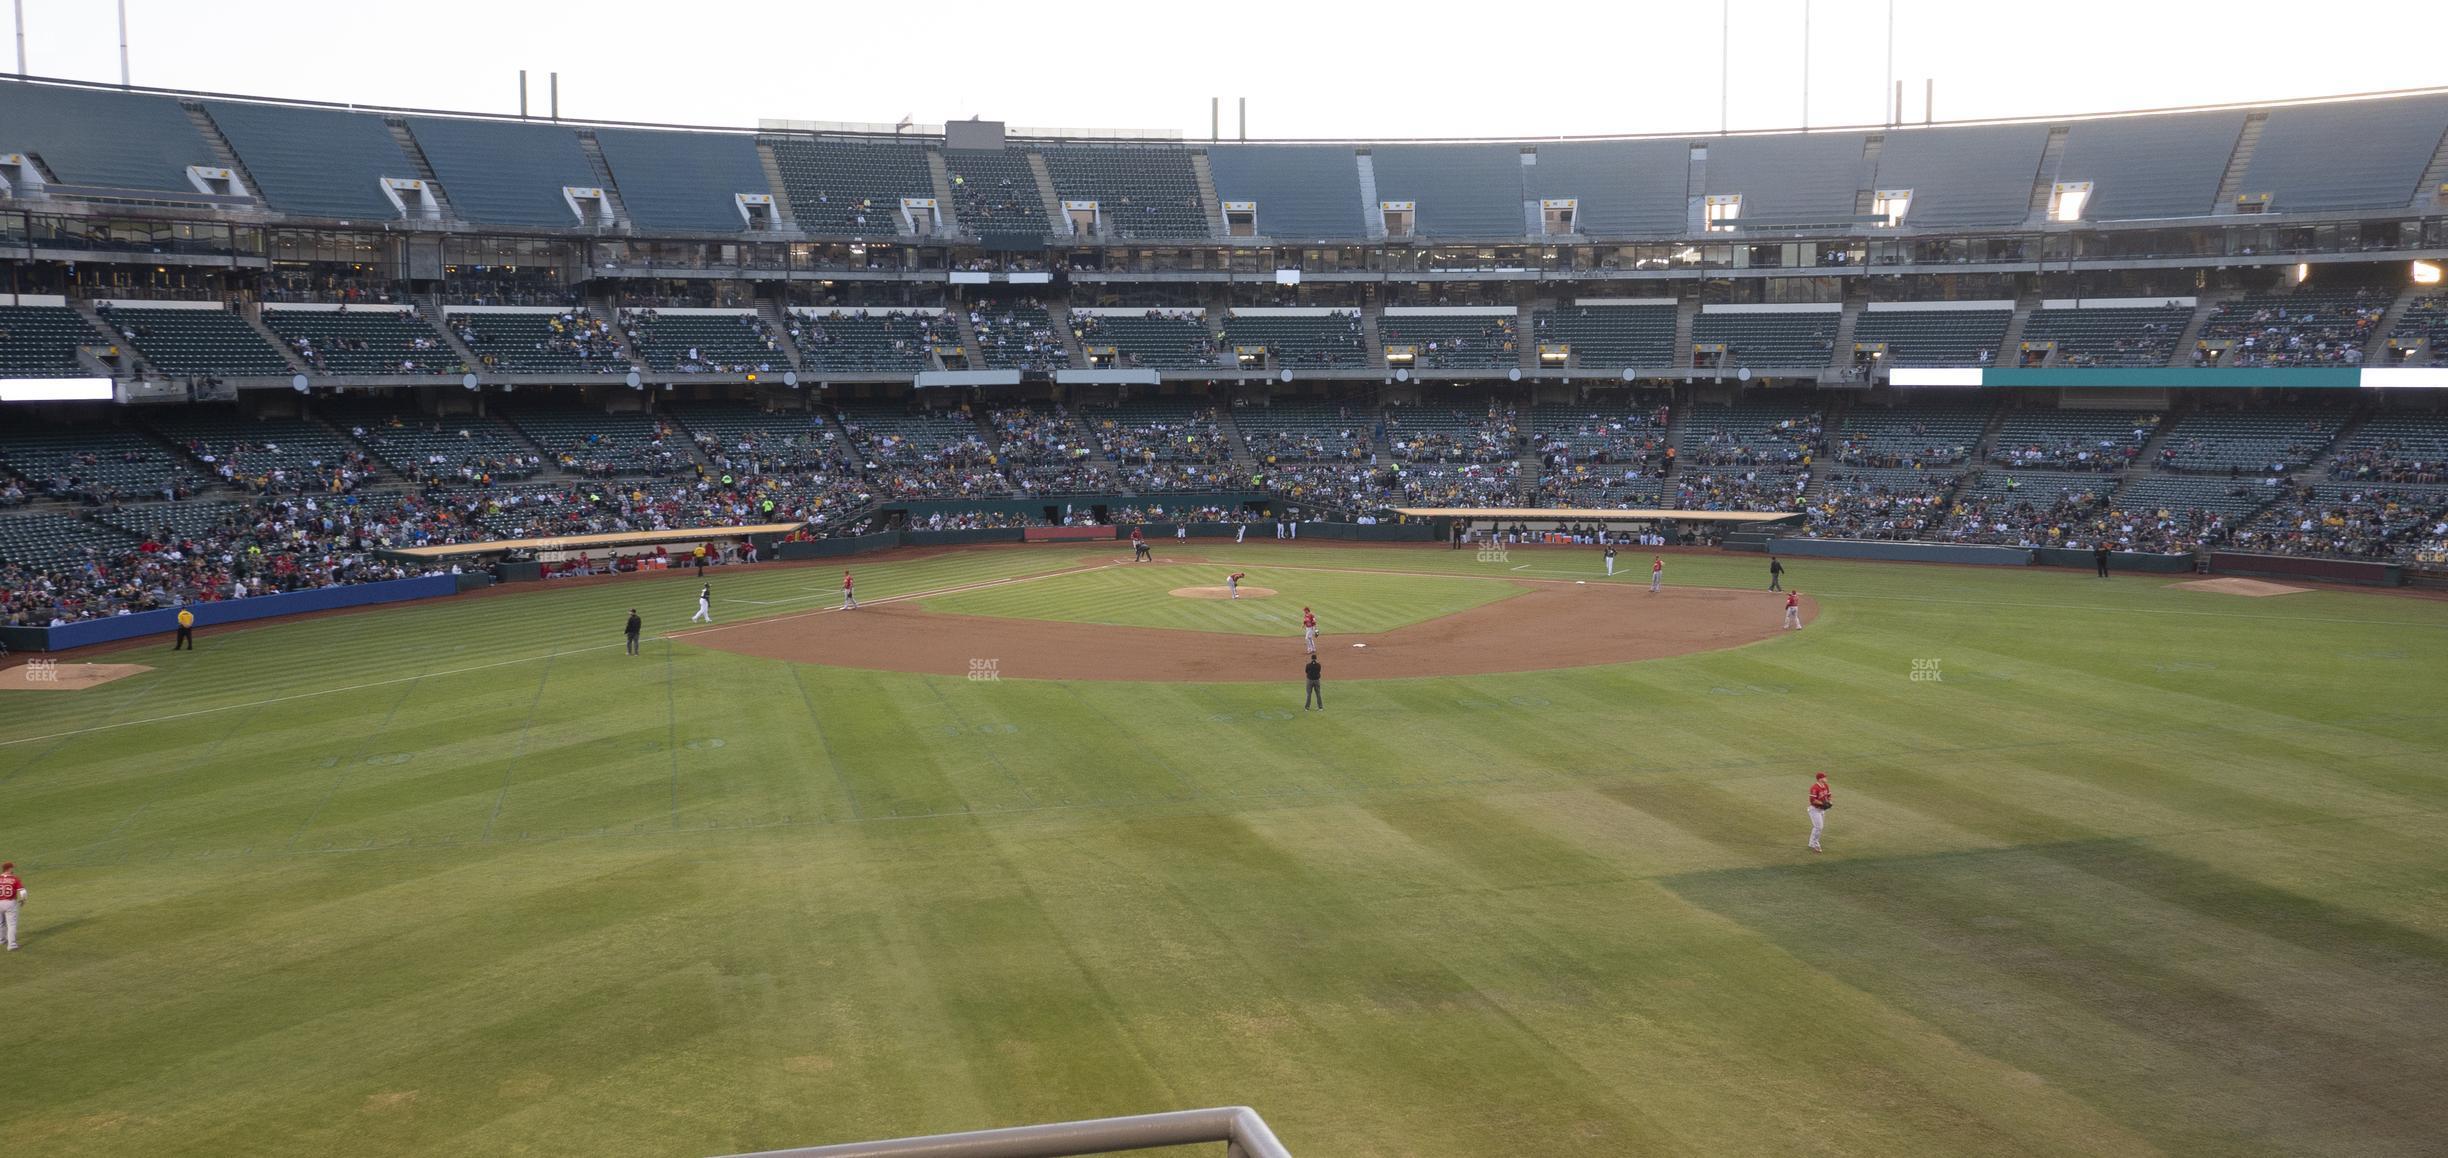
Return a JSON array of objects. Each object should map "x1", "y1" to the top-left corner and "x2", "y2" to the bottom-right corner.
[{"x1": 11, "y1": 0, "x2": 2448, "y2": 140}]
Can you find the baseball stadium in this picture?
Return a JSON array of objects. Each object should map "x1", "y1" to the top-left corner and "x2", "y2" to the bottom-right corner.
[{"x1": 3, "y1": 5, "x2": 2448, "y2": 1154}]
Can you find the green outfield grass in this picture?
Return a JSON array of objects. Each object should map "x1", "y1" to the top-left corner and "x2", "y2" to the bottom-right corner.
[
  {"x1": 918, "y1": 558, "x2": 1523, "y2": 635},
  {"x1": 2, "y1": 543, "x2": 2444, "y2": 1157}
]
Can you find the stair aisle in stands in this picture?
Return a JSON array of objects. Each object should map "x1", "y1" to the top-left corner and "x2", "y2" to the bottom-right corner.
[
  {"x1": 385, "y1": 118, "x2": 457, "y2": 220},
  {"x1": 756, "y1": 296, "x2": 804, "y2": 370},
  {"x1": 574, "y1": 131, "x2": 632, "y2": 227},
  {"x1": 2169, "y1": 294, "x2": 2228, "y2": 366},
  {"x1": 2368, "y1": 287, "x2": 2422, "y2": 363},
  {"x1": 239, "y1": 302, "x2": 312, "y2": 375},
  {"x1": 1190, "y1": 151, "x2": 1226, "y2": 238}
]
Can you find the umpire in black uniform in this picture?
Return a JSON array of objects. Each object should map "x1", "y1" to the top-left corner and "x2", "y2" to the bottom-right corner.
[
  {"x1": 2094, "y1": 543, "x2": 2112, "y2": 579},
  {"x1": 1304, "y1": 656, "x2": 1323, "y2": 710},
  {"x1": 624, "y1": 609, "x2": 642, "y2": 655}
]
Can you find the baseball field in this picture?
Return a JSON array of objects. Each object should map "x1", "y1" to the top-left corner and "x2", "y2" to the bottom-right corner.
[{"x1": 1, "y1": 542, "x2": 2443, "y2": 1157}]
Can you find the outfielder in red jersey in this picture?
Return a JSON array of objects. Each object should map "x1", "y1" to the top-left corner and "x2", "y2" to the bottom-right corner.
[
  {"x1": 1227, "y1": 571, "x2": 1246, "y2": 599},
  {"x1": 1784, "y1": 590, "x2": 1803, "y2": 630},
  {"x1": 1649, "y1": 555, "x2": 1664, "y2": 594},
  {"x1": 1807, "y1": 772, "x2": 1833, "y2": 852},
  {"x1": 0, "y1": 861, "x2": 24, "y2": 950},
  {"x1": 1302, "y1": 606, "x2": 1319, "y2": 653},
  {"x1": 841, "y1": 569, "x2": 858, "y2": 610}
]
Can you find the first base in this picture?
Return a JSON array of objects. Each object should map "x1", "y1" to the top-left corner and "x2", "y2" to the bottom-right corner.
[{"x1": 1352, "y1": 642, "x2": 1367, "y2": 648}]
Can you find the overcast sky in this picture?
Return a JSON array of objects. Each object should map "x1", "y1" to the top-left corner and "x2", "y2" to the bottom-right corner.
[{"x1": 11, "y1": 0, "x2": 2448, "y2": 139}]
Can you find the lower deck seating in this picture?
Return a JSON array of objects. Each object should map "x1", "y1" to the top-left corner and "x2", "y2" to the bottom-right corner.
[
  {"x1": 502, "y1": 406, "x2": 689, "y2": 475},
  {"x1": 1082, "y1": 401, "x2": 1232, "y2": 464},
  {"x1": 1678, "y1": 401, "x2": 1822, "y2": 470},
  {"x1": 262, "y1": 308, "x2": 461, "y2": 375},
  {"x1": 1988, "y1": 409, "x2": 2158, "y2": 472},
  {"x1": 1936, "y1": 470, "x2": 2117, "y2": 545},
  {"x1": 2328, "y1": 411, "x2": 2448, "y2": 484},
  {"x1": 969, "y1": 302, "x2": 1067, "y2": 371},
  {"x1": 450, "y1": 310, "x2": 628, "y2": 374},
  {"x1": 0, "y1": 305, "x2": 104, "y2": 376},
  {"x1": 101, "y1": 305, "x2": 293, "y2": 376},
  {"x1": 792, "y1": 310, "x2": 956, "y2": 374},
  {"x1": 1234, "y1": 401, "x2": 1373, "y2": 462},
  {"x1": 2395, "y1": 293, "x2": 2448, "y2": 354},
  {"x1": 1385, "y1": 397, "x2": 1519, "y2": 465},
  {"x1": 1074, "y1": 310, "x2": 1217, "y2": 370},
  {"x1": 622, "y1": 311, "x2": 783, "y2": 374},
  {"x1": 329, "y1": 408, "x2": 544, "y2": 482},
  {"x1": 1221, "y1": 313, "x2": 1366, "y2": 368},
  {"x1": 0, "y1": 424, "x2": 207, "y2": 504},
  {"x1": 2200, "y1": 287, "x2": 2389, "y2": 367},
  {"x1": 1692, "y1": 311, "x2": 1837, "y2": 370},
  {"x1": 2228, "y1": 483, "x2": 2448, "y2": 558},
  {"x1": 1804, "y1": 468, "x2": 1962, "y2": 539},
  {"x1": 1850, "y1": 308, "x2": 2011, "y2": 367},
  {"x1": 2020, "y1": 305, "x2": 2189, "y2": 367},
  {"x1": 0, "y1": 512, "x2": 135, "y2": 568},
  {"x1": 1832, "y1": 404, "x2": 1988, "y2": 469},
  {"x1": 676, "y1": 404, "x2": 853, "y2": 473},
  {"x1": 2151, "y1": 409, "x2": 2344, "y2": 473},
  {"x1": 148, "y1": 414, "x2": 377, "y2": 494},
  {"x1": 1378, "y1": 314, "x2": 1518, "y2": 369},
  {"x1": 1532, "y1": 304, "x2": 1675, "y2": 368}
]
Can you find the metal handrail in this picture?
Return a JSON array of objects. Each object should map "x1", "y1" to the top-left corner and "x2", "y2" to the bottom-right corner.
[{"x1": 710, "y1": 1106, "x2": 1294, "y2": 1158}]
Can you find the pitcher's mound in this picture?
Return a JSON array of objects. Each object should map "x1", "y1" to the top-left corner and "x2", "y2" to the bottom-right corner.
[
  {"x1": 1171, "y1": 585, "x2": 1278, "y2": 600},
  {"x1": 2170, "y1": 577, "x2": 2308, "y2": 597},
  {"x1": 0, "y1": 661, "x2": 152, "y2": 691}
]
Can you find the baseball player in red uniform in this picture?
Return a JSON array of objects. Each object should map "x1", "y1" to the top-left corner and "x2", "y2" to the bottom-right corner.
[
  {"x1": 1130, "y1": 527, "x2": 1150, "y2": 562},
  {"x1": 841, "y1": 569, "x2": 858, "y2": 610},
  {"x1": 1227, "y1": 571, "x2": 1246, "y2": 599},
  {"x1": 1650, "y1": 555, "x2": 1664, "y2": 594},
  {"x1": 1784, "y1": 590, "x2": 1803, "y2": 630},
  {"x1": 0, "y1": 861, "x2": 24, "y2": 950},
  {"x1": 1807, "y1": 772, "x2": 1833, "y2": 851},
  {"x1": 1302, "y1": 606, "x2": 1318, "y2": 653}
]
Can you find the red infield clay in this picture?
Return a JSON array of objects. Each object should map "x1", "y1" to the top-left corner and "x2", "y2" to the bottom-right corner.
[{"x1": 684, "y1": 581, "x2": 1815, "y2": 682}]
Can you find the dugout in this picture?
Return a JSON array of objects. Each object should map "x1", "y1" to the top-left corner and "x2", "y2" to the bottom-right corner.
[{"x1": 380, "y1": 522, "x2": 802, "y2": 580}]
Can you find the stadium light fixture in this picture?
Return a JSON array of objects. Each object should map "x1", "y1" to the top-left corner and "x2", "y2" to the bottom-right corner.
[{"x1": 2415, "y1": 260, "x2": 2443, "y2": 286}]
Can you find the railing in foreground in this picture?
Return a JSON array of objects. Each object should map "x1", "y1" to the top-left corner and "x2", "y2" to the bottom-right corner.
[{"x1": 711, "y1": 1106, "x2": 1294, "y2": 1158}]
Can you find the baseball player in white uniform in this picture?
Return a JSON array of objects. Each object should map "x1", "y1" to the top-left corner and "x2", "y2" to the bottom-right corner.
[
  {"x1": 1604, "y1": 546, "x2": 1616, "y2": 577},
  {"x1": 691, "y1": 584, "x2": 712, "y2": 623}
]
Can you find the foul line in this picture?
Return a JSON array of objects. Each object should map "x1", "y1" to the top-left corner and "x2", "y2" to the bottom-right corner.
[{"x1": 0, "y1": 561, "x2": 1118, "y2": 751}]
